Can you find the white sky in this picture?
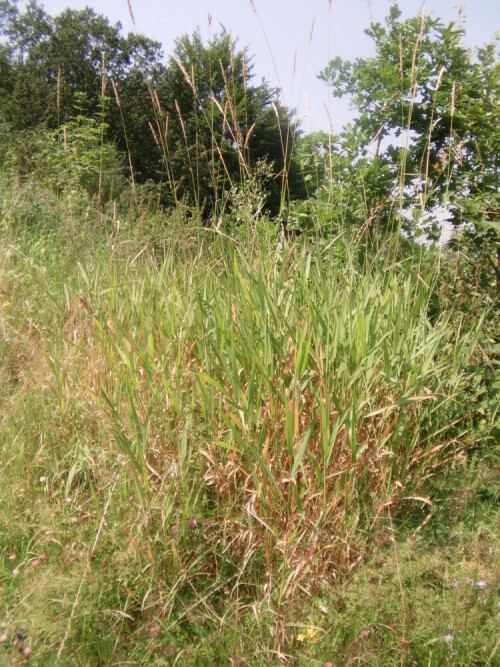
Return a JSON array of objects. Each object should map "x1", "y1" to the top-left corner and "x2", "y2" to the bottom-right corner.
[{"x1": 21, "y1": 1, "x2": 500, "y2": 132}]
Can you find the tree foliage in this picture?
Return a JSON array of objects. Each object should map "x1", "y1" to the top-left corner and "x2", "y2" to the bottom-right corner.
[
  {"x1": 0, "y1": 0, "x2": 166, "y2": 184},
  {"x1": 155, "y1": 30, "x2": 304, "y2": 213},
  {"x1": 0, "y1": 1, "x2": 306, "y2": 215},
  {"x1": 2, "y1": 1, "x2": 161, "y2": 124},
  {"x1": 320, "y1": 4, "x2": 499, "y2": 284}
]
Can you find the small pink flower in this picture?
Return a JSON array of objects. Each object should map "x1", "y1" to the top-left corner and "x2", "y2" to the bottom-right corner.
[
  {"x1": 149, "y1": 625, "x2": 161, "y2": 637},
  {"x1": 170, "y1": 525, "x2": 177, "y2": 535}
]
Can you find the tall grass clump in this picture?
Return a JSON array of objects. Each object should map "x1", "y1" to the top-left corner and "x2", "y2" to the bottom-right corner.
[{"x1": 85, "y1": 232, "x2": 483, "y2": 596}]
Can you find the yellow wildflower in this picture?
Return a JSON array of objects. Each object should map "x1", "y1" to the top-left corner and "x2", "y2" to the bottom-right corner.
[
  {"x1": 307, "y1": 627, "x2": 320, "y2": 642},
  {"x1": 297, "y1": 627, "x2": 320, "y2": 643}
]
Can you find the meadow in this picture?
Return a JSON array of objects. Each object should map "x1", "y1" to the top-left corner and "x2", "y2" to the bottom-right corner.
[
  {"x1": 0, "y1": 1, "x2": 499, "y2": 665},
  {"x1": 1, "y1": 176, "x2": 498, "y2": 665}
]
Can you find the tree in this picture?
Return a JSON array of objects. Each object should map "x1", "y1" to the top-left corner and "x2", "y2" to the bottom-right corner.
[
  {"x1": 156, "y1": 30, "x2": 306, "y2": 215},
  {"x1": 1, "y1": 0, "x2": 51, "y2": 63},
  {"x1": 1, "y1": 3, "x2": 307, "y2": 211},
  {"x1": 320, "y1": 4, "x2": 499, "y2": 285},
  {"x1": 0, "y1": 43, "x2": 15, "y2": 111},
  {"x1": 1, "y1": 1, "x2": 165, "y2": 182}
]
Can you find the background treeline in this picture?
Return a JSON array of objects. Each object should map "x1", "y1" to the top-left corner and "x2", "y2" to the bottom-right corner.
[
  {"x1": 0, "y1": 0, "x2": 498, "y2": 286},
  {"x1": 0, "y1": 0, "x2": 308, "y2": 214}
]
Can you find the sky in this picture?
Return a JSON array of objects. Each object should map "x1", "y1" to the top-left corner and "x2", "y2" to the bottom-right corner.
[{"x1": 19, "y1": 1, "x2": 500, "y2": 132}]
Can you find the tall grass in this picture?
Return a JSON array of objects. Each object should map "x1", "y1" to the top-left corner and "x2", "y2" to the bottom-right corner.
[{"x1": 88, "y1": 229, "x2": 483, "y2": 589}]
